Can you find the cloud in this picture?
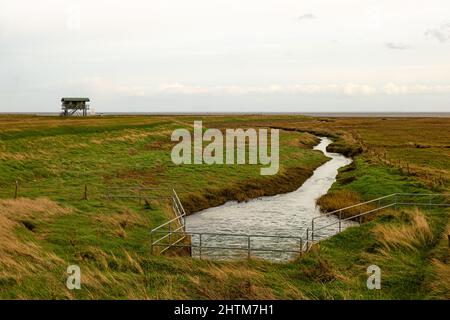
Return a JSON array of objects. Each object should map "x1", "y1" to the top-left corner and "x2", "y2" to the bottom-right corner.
[
  {"x1": 155, "y1": 83, "x2": 450, "y2": 96},
  {"x1": 79, "y1": 80, "x2": 450, "y2": 98},
  {"x1": 158, "y1": 83, "x2": 210, "y2": 95},
  {"x1": 383, "y1": 83, "x2": 450, "y2": 95},
  {"x1": 385, "y1": 42, "x2": 411, "y2": 50},
  {"x1": 156, "y1": 83, "x2": 378, "y2": 96},
  {"x1": 83, "y1": 77, "x2": 147, "y2": 97},
  {"x1": 297, "y1": 13, "x2": 316, "y2": 21},
  {"x1": 425, "y1": 22, "x2": 450, "y2": 43}
]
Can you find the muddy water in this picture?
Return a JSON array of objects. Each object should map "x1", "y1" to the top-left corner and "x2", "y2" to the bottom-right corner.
[{"x1": 185, "y1": 137, "x2": 354, "y2": 261}]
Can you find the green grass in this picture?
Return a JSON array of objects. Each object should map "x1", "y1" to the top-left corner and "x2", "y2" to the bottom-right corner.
[{"x1": 0, "y1": 115, "x2": 448, "y2": 299}]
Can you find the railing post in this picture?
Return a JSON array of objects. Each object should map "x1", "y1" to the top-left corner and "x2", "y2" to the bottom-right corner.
[
  {"x1": 394, "y1": 194, "x2": 398, "y2": 210},
  {"x1": 150, "y1": 231, "x2": 154, "y2": 255},
  {"x1": 168, "y1": 223, "x2": 172, "y2": 247},
  {"x1": 306, "y1": 228, "x2": 309, "y2": 250},
  {"x1": 311, "y1": 220, "x2": 314, "y2": 242},
  {"x1": 247, "y1": 236, "x2": 251, "y2": 260},
  {"x1": 14, "y1": 180, "x2": 19, "y2": 199},
  {"x1": 300, "y1": 237, "x2": 303, "y2": 255},
  {"x1": 199, "y1": 234, "x2": 202, "y2": 260}
]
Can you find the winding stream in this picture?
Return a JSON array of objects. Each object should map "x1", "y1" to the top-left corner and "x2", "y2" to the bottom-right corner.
[{"x1": 185, "y1": 137, "x2": 354, "y2": 261}]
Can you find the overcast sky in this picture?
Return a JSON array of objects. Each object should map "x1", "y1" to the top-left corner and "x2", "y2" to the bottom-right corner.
[{"x1": 1, "y1": 0, "x2": 450, "y2": 113}]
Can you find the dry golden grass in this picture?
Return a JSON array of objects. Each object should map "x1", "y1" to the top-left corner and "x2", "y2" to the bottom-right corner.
[
  {"x1": 0, "y1": 152, "x2": 31, "y2": 161},
  {"x1": 188, "y1": 263, "x2": 277, "y2": 299},
  {"x1": 317, "y1": 189, "x2": 377, "y2": 221},
  {"x1": 90, "y1": 130, "x2": 157, "y2": 145},
  {"x1": 427, "y1": 222, "x2": 450, "y2": 299},
  {"x1": 317, "y1": 189, "x2": 361, "y2": 212},
  {"x1": 373, "y1": 208, "x2": 433, "y2": 253},
  {"x1": 0, "y1": 198, "x2": 70, "y2": 279},
  {"x1": 429, "y1": 258, "x2": 450, "y2": 299}
]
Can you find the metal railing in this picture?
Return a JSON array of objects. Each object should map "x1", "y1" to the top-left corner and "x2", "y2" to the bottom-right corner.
[
  {"x1": 306, "y1": 193, "x2": 450, "y2": 249},
  {"x1": 150, "y1": 192, "x2": 449, "y2": 261},
  {"x1": 150, "y1": 189, "x2": 187, "y2": 254},
  {"x1": 151, "y1": 230, "x2": 304, "y2": 261}
]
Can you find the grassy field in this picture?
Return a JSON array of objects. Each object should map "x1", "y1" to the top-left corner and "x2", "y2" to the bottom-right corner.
[{"x1": 0, "y1": 114, "x2": 448, "y2": 299}]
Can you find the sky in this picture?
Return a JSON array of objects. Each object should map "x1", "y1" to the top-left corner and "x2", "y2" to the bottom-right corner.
[{"x1": 0, "y1": 0, "x2": 450, "y2": 113}]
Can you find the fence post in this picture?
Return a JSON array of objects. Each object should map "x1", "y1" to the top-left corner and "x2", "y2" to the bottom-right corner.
[
  {"x1": 339, "y1": 210, "x2": 342, "y2": 232},
  {"x1": 247, "y1": 236, "x2": 251, "y2": 260},
  {"x1": 83, "y1": 184, "x2": 88, "y2": 200},
  {"x1": 14, "y1": 180, "x2": 19, "y2": 199}
]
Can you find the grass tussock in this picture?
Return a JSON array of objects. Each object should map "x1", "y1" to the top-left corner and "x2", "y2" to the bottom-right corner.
[
  {"x1": 427, "y1": 222, "x2": 450, "y2": 299},
  {"x1": 317, "y1": 189, "x2": 376, "y2": 221},
  {"x1": 373, "y1": 208, "x2": 434, "y2": 253},
  {"x1": 189, "y1": 263, "x2": 276, "y2": 299},
  {"x1": 429, "y1": 258, "x2": 450, "y2": 299},
  {"x1": 299, "y1": 257, "x2": 347, "y2": 283},
  {"x1": 0, "y1": 198, "x2": 69, "y2": 279}
]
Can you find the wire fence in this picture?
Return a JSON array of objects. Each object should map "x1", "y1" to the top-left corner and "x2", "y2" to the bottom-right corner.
[{"x1": 0, "y1": 180, "x2": 175, "y2": 202}]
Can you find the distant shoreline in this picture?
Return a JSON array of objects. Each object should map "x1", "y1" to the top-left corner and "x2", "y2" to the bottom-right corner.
[{"x1": 0, "y1": 112, "x2": 449, "y2": 118}]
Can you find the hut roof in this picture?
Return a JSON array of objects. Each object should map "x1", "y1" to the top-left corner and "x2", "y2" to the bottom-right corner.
[{"x1": 61, "y1": 97, "x2": 90, "y2": 102}]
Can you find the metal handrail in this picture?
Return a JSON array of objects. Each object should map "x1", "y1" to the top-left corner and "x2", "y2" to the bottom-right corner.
[
  {"x1": 150, "y1": 189, "x2": 188, "y2": 254},
  {"x1": 312, "y1": 193, "x2": 395, "y2": 222},
  {"x1": 152, "y1": 230, "x2": 304, "y2": 239},
  {"x1": 310, "y1": 193, "x2": 449, "y2": 245},
  {"x1": 155, "y1": 243, "x2": 302, "y2": 254},
  {"x1": 312, "y1": 203, "x2": 395, "y2": 233}
]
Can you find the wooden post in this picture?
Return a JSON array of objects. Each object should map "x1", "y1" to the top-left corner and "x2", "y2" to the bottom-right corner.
[
  {"x1": 448, "y1": 235, "x2": 449, "y2": 248},
  {"x1": 83, "y1": 184, "x2": 88, "y2": 200},
  {"x1": 14, "y1": 180, "x2": 19, "y2": 199}
]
